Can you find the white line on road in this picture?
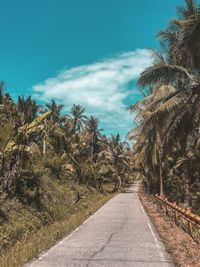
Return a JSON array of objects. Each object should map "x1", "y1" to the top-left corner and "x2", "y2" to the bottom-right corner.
[
  {"x1": 38, "y1": 195, "x2": 119, "y2": 261},
  {"x1": 138, "y1": 196, "x2": 166, "y2": 260}
]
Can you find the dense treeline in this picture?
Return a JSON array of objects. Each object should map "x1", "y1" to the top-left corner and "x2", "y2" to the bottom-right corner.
[
  {"x1": 129, "y1": 0, "x2": 200, "y2": 213},
  {"x1": 0, "y1": 85, "x2": 133, "y2": 254},
  {"x1": 0, "y1": 86, "x2": 132, "y2": 204}
]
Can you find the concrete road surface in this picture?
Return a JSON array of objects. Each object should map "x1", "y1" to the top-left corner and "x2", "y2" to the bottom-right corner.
[{"x1": 25, "y1": 182, "x2": 174, "y2": 267}]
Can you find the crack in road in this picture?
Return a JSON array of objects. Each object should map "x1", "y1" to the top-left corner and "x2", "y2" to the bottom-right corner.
[
  {"x1": 86, "y1": 220, "x2": 126, "y2": 267},
  {"x1": 25, "y1": 183, "x2": 174, "y2": 267}
]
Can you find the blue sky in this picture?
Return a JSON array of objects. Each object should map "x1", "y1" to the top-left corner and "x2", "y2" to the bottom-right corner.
[{"x1": 0, "y1": 0, "x2": 183, "y2": 138}]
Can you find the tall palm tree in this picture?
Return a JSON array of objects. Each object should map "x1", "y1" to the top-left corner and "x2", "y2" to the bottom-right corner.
[
  {"x1": 171, "y1": 0, "x2": 200, "y2": 68},
  {"x1": 4, "y1": 94, "x2": 22, "y2": 131},
  {"x1": 70, "y1": 104, "x2": 87, "y2": 134},
  {"x1": 83, "y1": 116, "x2": 103, "y2": 159},
  {"x1": 131, "y1": 72, "x2": 200, "y2": 196},
  {"x1": 130, "y1": 0, "x2": 200, "y2": 198},
  {"x1": 101, "y1": 134, "x2": 129, "y2": 191},
  {"x1": 46, "y1": 99, "x2": 64, "y2": 123}
]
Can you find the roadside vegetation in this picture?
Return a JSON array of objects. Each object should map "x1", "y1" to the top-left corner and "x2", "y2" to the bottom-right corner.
[
  {"x1": 0, "y1": 88, "x2": 132, "y2": 266},
  {"x1": 2, "y1": 1, "x2": 200, "y2": 266},
  {"x1": 129, "y1": 0, "x2": 200, "y2": 214},
  {"x1": 139, "y1": 187, "x2": 200, "y2": 267}
]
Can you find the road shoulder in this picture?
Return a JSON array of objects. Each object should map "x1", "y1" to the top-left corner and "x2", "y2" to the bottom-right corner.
[{"x1": 138, "y1": 186, "x2": 200, "y2": 267}]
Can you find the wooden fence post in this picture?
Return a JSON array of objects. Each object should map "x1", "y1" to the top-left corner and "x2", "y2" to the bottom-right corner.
[
  {"x1": 187, "y1": 221, "x2": 192, "y2": 236},
  {"x1": 174, "y1": 211, "x2": 178, "y2": 225},
  {"x1": 186, "y1": 207, "x2": 193, "y2": 237},
  {"x1": 172, "y1": 202, "x2": 178, "y2": 224},
  {"x1": 160, "y1": 202, "x2": 163, "y2": 211},
  {"x1": 165, "y1": 204, "x2": 168, "y2": 215}
]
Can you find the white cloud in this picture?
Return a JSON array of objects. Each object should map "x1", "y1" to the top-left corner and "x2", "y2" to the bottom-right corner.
[{"x1": 32, "y1": 49, "x2": 153, "y2": 139}]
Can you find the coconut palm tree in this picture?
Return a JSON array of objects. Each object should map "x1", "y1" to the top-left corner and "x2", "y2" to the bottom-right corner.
[
  {"x1": 173, "y1": 0, "x2": 200, "y2": 68},
  {"x1": 130, "y1": 0, "x2": 200, "y2": 200},
  {"x1": 100, "y1": 134, "x2": 129, "y2": 191},
  {"x1": 157, "y1": 0, "x2": 200, "y2": 70},
  {"x1": 17, "y1": 96, "x2": 41, "y2": 124},
  {"x1": 70, "y1": 104, "x2": 87, "y2": 134},
  {"x1": 46, "y1": 99, "x2": 64, "y2": 123},
  {"x1": 4, "y1": 94, "x2": 22, "y2": 131},
  {"x1": 83, "y1": 116, "x2": 103, "y2": 160}
]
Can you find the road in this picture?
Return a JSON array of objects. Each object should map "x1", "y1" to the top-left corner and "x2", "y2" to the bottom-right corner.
[{"x1": 25, "y1": 182, "x2": 174, "y2": 267}]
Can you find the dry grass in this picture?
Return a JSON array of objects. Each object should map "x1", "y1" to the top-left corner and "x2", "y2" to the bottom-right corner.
[
  {"x1": 138, "y1": 186, "x2": 200, "y2": 267},
  {"x1": 0, "y1": 186, "x2": 115, "y2": 267}
]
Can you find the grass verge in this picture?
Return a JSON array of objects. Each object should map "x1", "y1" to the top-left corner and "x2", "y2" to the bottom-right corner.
[{"x1": 0, "y1": 187, "x2": 115, "y2": 267}]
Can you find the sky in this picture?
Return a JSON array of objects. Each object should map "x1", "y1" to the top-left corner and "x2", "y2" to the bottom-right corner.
[{"x1": 0, "y1": 0, "x2": 184, "y2": 139}]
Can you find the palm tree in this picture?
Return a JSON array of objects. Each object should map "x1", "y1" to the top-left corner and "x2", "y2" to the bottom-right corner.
[
  {"x1": 101, "y1": 134, "x2": 129, "y2": 191},
  {"x1": 17, "y1": 96, "x2": 41, "y2": 124},
  {"x1": 4, "y1": 94, "x2": 22, "y2": 131},
  {"x1": 70, "y1": 104, "x2": 87, "y2": 134},
  {"x1": 176, "y1": 1, "x2": 200, "y2": 66},
  {"x1": 46, "y1": 99, "x2": 64, "y2": 123},
  {"x1": 129, "y1": 0, "x2": 200, "y2": 200},
  {"x1": 131, "y1": 79, "x2": 200, "y2": 196},
  {"x1": 83, "y1": 116, "x2": 103, "y2": 159},
  {"x1": 161, "y1": 0, "x2": 200, "y2": 69},
  {"x1": 134, "y1": 54, "x2": 182, "y2": 195}
]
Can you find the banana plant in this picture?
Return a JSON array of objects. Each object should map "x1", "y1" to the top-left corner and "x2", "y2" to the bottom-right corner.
[{"x1": 1, "y1": 112, "x2": 51, "y2": 195}]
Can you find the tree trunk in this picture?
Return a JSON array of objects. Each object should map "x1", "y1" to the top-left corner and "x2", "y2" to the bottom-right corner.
[
  {"x1": 113, "y1": 175, "x2": 122, "y2": 192},
  {"x1": 146, "y1": 176, "x2": 151, "y2": 194},
  {"x1": 156, "y1": 129, "x2": 164, "y2": 197},
  {"x1": 118, "y1": 175, "x2": 122, "y2": 188},
  {"x1": 159, "y1": 161, "x2": 164, "y2": 197},
  {"x1": 121, "y1": 174, "x2": 125, "y2": 186},
  {"x1": 184, "y1": 174, "x2": 190, "y2": 207}
]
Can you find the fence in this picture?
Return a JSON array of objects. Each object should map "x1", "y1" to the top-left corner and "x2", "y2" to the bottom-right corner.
[{"x1": 155, "y1": 194, "x2": 200, "y2": 242}]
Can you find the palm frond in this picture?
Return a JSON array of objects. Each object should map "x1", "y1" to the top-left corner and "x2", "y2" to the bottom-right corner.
[
  {"x1": 137, "y1": 64, "x2": 192, "y2": 88},
  {"x1": 177, "y1": 0, "x2": 199, "y2": 18},
  {"x1": 153, "y1": 90, "x2": 186, "y2": 116}
]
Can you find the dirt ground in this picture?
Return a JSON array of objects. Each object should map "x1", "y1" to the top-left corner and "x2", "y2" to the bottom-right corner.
[{"x1": 138, "y1": 188, "x2": 200, "y2": 267}]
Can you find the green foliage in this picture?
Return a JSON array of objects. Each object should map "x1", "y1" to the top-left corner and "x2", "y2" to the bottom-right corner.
[
  {"x1": 44, "y1": 155, "x2": 66, "y2": 180},
  {"x1": 130, "y1": 0, "x2": 200, "y2": 212},
  {"x1": 0, "y1": 86, "x2": 129, "y2": 261}
]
